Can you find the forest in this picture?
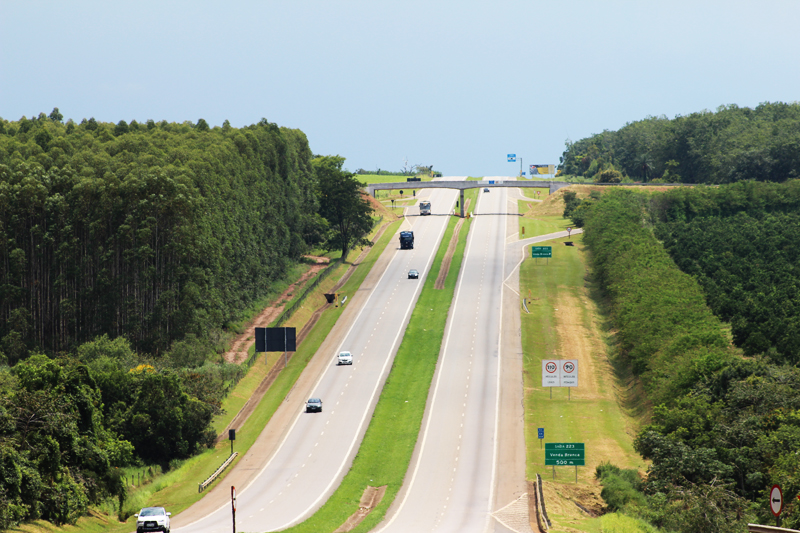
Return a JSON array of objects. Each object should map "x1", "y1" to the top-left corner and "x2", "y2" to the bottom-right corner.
[
  {"x1": 558, "y1": 102, "x2": 800, "y2": 184},
  {"x1": 576, "y1": 182, "x2": 800, "y2": 532},
  {"x1": 0, "y1": 110, "x2": 373, "y2": 527}
]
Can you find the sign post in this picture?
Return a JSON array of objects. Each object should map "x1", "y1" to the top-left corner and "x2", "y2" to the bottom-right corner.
[
  {"x1": 771, "y1": 484, "x2": 783, "y2": 527},
  {"x1": 255, "y1": 327, "x2": 297, "y2": 367},
  {"x1": 531, "y1": 246, "x2": 552, "y2": 265},
  {"x1": 542, "y1": 360, "x2": 559, "y2": 399},
  {"x1": 545, "y1": 443, "x2": 585, "y2": 482},
  {"x1": 538, "y1": 428, "x2": 544, "y2": 449},
  {"x1": 231, "y1": 486, "x2": 237, "y2": 533}
]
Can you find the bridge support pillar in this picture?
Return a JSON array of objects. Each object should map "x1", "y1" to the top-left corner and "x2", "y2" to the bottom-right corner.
[{"x1": 460, "y1": 189, "x2": 465, "y2": 218}]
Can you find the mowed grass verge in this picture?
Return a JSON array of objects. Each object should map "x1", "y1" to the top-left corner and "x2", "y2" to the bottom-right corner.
[
  {"x1": 519, "y1": 232, "x2": 648, "y2": 532},
  {"x1": 283, "y1": 215, "x2": 473, "y2": 533},
  {"x1": 518, "y1": 212, "x2": 569, "y2": 238}
]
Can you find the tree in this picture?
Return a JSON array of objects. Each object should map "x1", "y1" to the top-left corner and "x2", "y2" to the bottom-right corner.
[
  {"x1": 635, "y1": 153, "x2": 653, "y2": 181},
  {"x1": 595, "y1": 167, "x2": 623, "y2": 183},
  {"x1": 314, "y1": 155, "x2": 374, "y2": 260},
  {"x1": 48, "y1": 108, "x2": 63, "y2": 123},
  {"x1": 114, "y1": 120, "x2": 129, "y2": 136}
]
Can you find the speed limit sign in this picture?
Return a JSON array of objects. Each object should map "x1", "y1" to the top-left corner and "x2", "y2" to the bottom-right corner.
[
  {"x1": 231, "y1": 486, "x2": 237, "y2": 511},
  {"x1": 542, "y1": 360, "x2": 559, "y2": 387}
]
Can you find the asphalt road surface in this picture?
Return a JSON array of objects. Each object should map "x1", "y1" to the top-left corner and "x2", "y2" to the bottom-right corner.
[
  {"x1": 174, "y1": 183, "x2": 461, "y2": 533},
  {"x1": 375, "y1": 186, "x2": 521, "y2": 533}
]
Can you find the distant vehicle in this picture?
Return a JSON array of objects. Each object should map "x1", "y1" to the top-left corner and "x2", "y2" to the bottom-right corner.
[
  {"x1": 400, "y1": 231, "x2": 414, "y2": 250},
  {"x1": 483, "y1": 188, "x2": 490, "y2": 192},
  {"x1": 135, "y1": 507, "x2": 171, "y2": 533},
  {"x1": 306, "y1": 398, "x2": 323, "y2": 413},
  {"x1": 338, "y1": 351, "x2": 353, "y2": 365},
  {"x1": 419, "y1": 200, "x2": 431, "y2": 215},
  {"x1": 408, "y1": 269, "x2": 419, "y2": 279}
]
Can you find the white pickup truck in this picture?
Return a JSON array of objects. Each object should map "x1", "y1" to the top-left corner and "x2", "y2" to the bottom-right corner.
[{"x1": 337, "y1": 351, "x2": 353, "y2": 365}]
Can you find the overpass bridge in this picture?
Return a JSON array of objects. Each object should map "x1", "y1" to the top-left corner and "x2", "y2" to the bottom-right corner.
[
  {"x1": 366, "y1": 179, "x2": 572, "y2": 217},
  {"x1": 366, "y1": 179, "x2": 686, "y2": 217}
]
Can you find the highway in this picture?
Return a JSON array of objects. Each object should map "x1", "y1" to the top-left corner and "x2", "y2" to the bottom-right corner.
[
  {"x1": 375, "y1": 186, "x2": 520, "y2": 533},
  {"x1": 174, "y1": 182, "x2": 461, "y2": 533}
]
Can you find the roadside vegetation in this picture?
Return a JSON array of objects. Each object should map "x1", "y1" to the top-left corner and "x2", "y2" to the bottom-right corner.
[
  {"x1": 0, "y1": 111, "x2": 378, "y2": 529},
  {"x1": 8, "y1": 215, "x2": 402, "y2": 533},
  {"x1": 517, "y1": 199, "x2": 647, "y2": 531},
  {"x1": 283, "y1": 214, "x2": 472, "y2": 533},
  {"x1": 561, "y1": 181, "x2": 800, "y2": 531},
  {"x1": 558, "y1": 101, "x2": 800, "y2": 184}
]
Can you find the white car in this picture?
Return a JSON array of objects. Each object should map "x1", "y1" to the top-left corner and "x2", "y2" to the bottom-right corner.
[
  {"x1": 338, "y1": 351, "x2": 353, "y2": 365},
  {"x1": 135, "y1": 507, "x2": 171, "y2": 533}
]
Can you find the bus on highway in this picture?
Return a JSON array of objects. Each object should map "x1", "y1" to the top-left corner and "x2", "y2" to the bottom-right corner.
[{"x1": 419, "y1": 200, "x2": 431, "y2": 215}]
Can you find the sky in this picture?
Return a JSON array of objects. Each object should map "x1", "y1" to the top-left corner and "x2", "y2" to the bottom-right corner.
[{"x1": 2, "y1": 0, "x2": 799, "y2": 177}]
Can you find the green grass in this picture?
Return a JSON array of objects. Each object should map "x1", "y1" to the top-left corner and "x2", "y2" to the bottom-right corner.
[
  {"x1": 517, "y1": 215, "x2": 647, "y2": 531},
  {"x1": 588, "y1": 513, "x2": 661, "y2": 532},
  {"x1": 518, "y1": 213, "x2": 570, "y2": 237},
  {"x1": 520, "y1": 233, "x2": 644, "y2": 482},
  {"x1": 463, "y1": 187, "x2": 478, "y2": 214},
  {"x1": 520, "y1": 186, "x2": 550, "y2": 199},
  {"x1": 283, "y1": 215, "x2": 472, "y2": 533}
]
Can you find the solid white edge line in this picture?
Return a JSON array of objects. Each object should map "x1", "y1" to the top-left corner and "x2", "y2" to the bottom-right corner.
[
  {"x1": 174, "y1": 225, "x2": 408, "y2": 532},
  {"x1": 484, "y1": 190, "x2": 506, "y2": 532},
  {"x1": 502, "y1": 229, "x2": 583, "y2": 286},
  {"x1": 270, "y1": 187, "x2": 457, "y2": 531},
  {"x1": 373, "y1": 181, "x2": 477, "y2": 533}
]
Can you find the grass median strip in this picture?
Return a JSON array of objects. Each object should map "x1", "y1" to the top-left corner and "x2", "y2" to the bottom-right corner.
[{"x1": 283, "y1": 215, "x2": 473, "y2": 533}]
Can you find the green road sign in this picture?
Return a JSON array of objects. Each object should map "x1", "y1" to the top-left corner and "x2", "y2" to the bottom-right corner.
[
  {"x1": 531, "y1": 246, "x2": 552, "y2": 258},
  {"x1": 545, "y1": 443, "x2": 585, "y2": 465}
]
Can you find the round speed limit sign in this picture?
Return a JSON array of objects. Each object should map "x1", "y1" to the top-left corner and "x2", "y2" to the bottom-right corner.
[
  {"x1": 563, "y1": 361, "x2": 575, "y2": 373},
  {"x1": 545, "y1": 361, "x2": 557, "y2": 373}
]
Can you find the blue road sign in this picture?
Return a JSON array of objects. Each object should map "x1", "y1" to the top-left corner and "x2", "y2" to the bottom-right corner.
[
  {"x1": 538, "y1": 428, "x2": 544, "y2": 439},
  {"x1": 507, "y1": 154, "x2": 516, "y2": 162}
]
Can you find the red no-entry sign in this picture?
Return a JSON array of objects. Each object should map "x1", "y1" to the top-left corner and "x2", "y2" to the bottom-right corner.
[{"x1": 771, "y1": 484, "x2": 783, "y2": 517}]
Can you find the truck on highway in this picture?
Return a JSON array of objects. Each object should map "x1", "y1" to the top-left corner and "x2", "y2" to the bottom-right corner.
[
  {"x1": 400, "y1": 231, "x2": 414, "y2": 250},
  {"x1": 419, "y1": 200, "x2": 431, "y2": 215}
]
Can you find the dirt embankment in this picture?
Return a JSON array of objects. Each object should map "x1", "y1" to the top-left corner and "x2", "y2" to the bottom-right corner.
[{"x1": 222, "y1": 256, "x2": 330, "y2": 364}]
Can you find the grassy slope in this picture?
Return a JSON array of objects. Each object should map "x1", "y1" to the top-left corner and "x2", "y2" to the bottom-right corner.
[
  {"x1": 519, "y1": 197, "x2": 648, "y2": 532},
  {"x1": 283, "y1": 215, "x2": 472, "y2": 533}
]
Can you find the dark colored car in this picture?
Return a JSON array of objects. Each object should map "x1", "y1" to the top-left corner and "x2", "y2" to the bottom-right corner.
[
  {"x1": 483, "y1": 188, "x2": 490, "y2": 192},
  {"x1": 135, "y1": 507, "x2": 171, "y2": 533},
  {"x1": 306, "y1": 398, "x2": 323, "y2": 413},
  {"x1": 408, "y1": 269, "x2": 419, "y2": 279}
]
